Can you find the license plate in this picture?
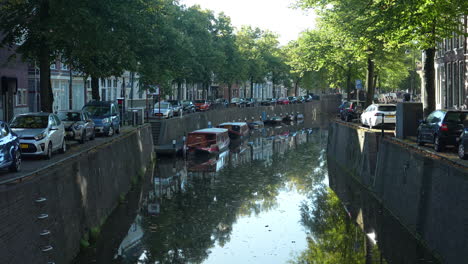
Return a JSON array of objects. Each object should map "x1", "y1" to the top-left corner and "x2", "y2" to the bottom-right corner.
[
  {"x1": 386, "y1": 115, "x2": 395, "y2": 118},
  {"x1": 20, "y1": 144, "x2": 28, "y2": 149}
]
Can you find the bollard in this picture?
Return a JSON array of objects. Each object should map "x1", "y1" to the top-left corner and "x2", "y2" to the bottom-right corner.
[{"x1": 381, "y1": 114, "x2": 385, "y2": 137}]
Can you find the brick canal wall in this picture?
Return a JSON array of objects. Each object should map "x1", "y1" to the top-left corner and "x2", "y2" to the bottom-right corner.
[
  {"x1": 151, "y1": 95, "x2": 341, "y2": 145},
  {"x1": 327, "y1": 121, "x2": 468, "y2": 263},
  {"x1": 0, "y1": 124, "x2": 154, "y2": 264}
]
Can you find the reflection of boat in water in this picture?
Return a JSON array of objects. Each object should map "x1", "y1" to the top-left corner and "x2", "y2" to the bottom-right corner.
[
  {"x1": 217, "y1": 122, "x2": 250, "y2": 139},
  {"x1": 188, "y1": 150, "x2": 229, "y2": 172},
  {"x1": 186, "y1": 128, "x2": 230, "y2": 154},
  {"x1": 247, "y1": 120, "x2": 264, "y2": 130},
  {"x1": 264, "y1": 116, "x2": 282, "y2": 125}
]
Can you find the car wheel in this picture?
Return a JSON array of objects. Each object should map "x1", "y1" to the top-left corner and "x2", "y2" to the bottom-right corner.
[
  {"x1": 45, "y1": 142, "x2": 53, "y2": 160},
  {"x1": 9, "y1": 150, "x2": 21, "y2": 172},
  {"x1": 458, "y1": 143, "x2": 467, "y2": 159},
  {"x1": 59, "y1": 138, "x2": 66, "y2": 154},
  {"x1": 434, "y1": 135, "x2": 444, "y2": 152},
  {"x1": 417, "y1": 132, "x2": 424, "y2": 146},
  {"x1": 107, "y1": 126, "x2": 114, "y2": 137},
  {"x1": 90, "y1": 130, "x2": 96, "y2": 140},
  {"x1": 79, "y1": 132, "x2": 86, "y2": 144},
  {"x1": 345, "y1": 114, "x2": 350, "y2": 122}
]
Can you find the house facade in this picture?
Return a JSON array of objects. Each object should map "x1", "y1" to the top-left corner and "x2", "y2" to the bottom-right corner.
[
  {"x1": 0, "y1": 47, "x2": 30, "y2": 122},
  {"x1": 434, "y1": 15, "x2": 468, "y2": 109}
]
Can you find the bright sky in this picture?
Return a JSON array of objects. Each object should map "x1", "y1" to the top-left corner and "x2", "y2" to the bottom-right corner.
[{"x1": 180, "y1": 0, "x2": 317, "y2": 46}]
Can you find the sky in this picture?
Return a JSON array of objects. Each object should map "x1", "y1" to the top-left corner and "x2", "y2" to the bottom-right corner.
[{"x1": 180, "y1": 0, "x2": 317, "y2": 46}]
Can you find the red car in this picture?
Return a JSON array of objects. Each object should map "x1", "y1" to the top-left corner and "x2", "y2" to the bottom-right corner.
[
  {"x1": 277, "y1": 97, "x2": 290, "y2": 105},
  {"x1": 194, "y1": 100, "x2": 211, "y2": 111}
]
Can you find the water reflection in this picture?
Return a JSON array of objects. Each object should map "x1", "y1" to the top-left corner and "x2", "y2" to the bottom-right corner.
[{"x1": 87, "y1": 120, "x2": 403, "y2": 264}]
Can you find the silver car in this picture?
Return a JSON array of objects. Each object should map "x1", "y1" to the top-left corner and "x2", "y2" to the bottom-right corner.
[
  {"x1": 153, "y1": 102, "x2": 174, "y2": 119},
  {"x1": 57, "y1": 110, "x2": 95, "y2": 143},
  {"x1": 10, "y1": 113, "x2": 66, "y2": 159}
]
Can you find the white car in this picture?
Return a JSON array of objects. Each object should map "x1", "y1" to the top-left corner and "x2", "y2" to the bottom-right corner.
[
  {"x1": 360, "y1": 104, "x2": 397, "y2": 128},
  {"x1": 10, "y1": 113, "x2": 66, "y2": 159},
  {"x1": 153, "y1": 102, "x2": 174, "y2": 119}
]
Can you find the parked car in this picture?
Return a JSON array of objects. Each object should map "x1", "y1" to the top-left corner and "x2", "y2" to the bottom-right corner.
[
  {"x1": 10, "y1": 113, "x2": 66, "y2": 159},
  {"x1": 360, "y1": 104, "x2": 396, "y2": 128},
  {"x1": 245, "y1": 98, "x2": 258, "y2": 107},
  {"x1": 277, "y1": 97, "x2": 290, "y2": 105},
  {"x1": 303, "y1": 95, "x2": 313, "y2": 102},
  {"x1": 417, "y1": 110, "x2": 468, "y2": 152},
  {"x1": 167, "y1": 100, "x2": 183, "y2": 116},
  {"x1": 270, "y1": 98, "x2": 278, "y2": 105},
  {"x1": 260, "y1": 98, "x2": 273, "y2": 106},
  {"x1": 296, "y1": 96, "x2": 305, "y2": 103},
  {"x1": 214, "y1": 98, "x2": 229, "y2": 108},
  {"x1": 57, "y1": 110, "x2": 95, "y2": 143},
  {"x1": 340, "y1": 101, "x2": 364, "y2": 122},
  {"x1": 153, "y1": 102, "x2": 174, "y2": 119},
  {"x1": 288, "y1": 96, "x2": 298, "y2": 104},
  {"x1": 83, "y1": 101, "x2": 121, "y2": 136},
  {"x1": 194, "y1": 100, "x2": 211, "y2": 111},
  {"x1": 181, "y1": 100, "x2": 196, "y2": 113},
  {"x1": 457, "y1": 120, "x2": 468, "y2": 159},
  {"x1": 338, "y1": 101, "x2": 350, "y2": 115},
  {"x1": 0, "y1": 121, "x2": 21, "y2": 172},
  {"x1": 230, "y1": 98, "x2": 244, "y2": 107}
]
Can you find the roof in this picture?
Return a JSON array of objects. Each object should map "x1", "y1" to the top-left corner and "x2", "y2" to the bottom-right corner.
[
  {"x1": 189, "y1": 128, "x2": 228, "y2": 134},
  {"x1": 18, "y1": 112, "x2": 51, "y2": 116},
  {"x1": 218, "y1": 122, "x2": 248, "y2": 126}
]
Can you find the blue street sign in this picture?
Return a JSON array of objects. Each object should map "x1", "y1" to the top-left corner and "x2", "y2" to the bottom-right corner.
[{"x1": 355, "y1": 80, "x2": 363, "y2": 90}]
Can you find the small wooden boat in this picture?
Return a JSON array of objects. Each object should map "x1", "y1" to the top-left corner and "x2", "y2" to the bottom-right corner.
[
  {"x1": 217, "y1": 122, "x2": 250, "y2": 139},
  {"x1": 186, "y1": 128, "x2": 230, "y2": 154},
  {"x1": 264, "y1": 116, "x2": 282, "y2": 125}
]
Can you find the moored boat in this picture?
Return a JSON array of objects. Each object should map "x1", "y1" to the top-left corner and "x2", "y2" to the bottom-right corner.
[
  {"x1": 186, "y1": 128, "x2": 230, "y2": 154},
  {"x1": 217, "y1": 122, "x2": 250, "y2": 139}
]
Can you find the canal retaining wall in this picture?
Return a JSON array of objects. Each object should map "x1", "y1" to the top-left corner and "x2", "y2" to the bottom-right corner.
[
  {"x1": 327, "y1": 121, "x2": 468, "y2": 263},
  {"x1": 0, "y1": 124, "x2": 154, "y2": 264},
  {"x1": 151, "y1": 95, "x2": 341, "y2": 145}
]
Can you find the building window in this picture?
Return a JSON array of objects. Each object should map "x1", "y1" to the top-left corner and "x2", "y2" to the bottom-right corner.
[
  {"x1": 61, "y1": 63, "x2": 69, "y2": 70},
  {"x1": 101, "y1": 89, "x2": 107, "y2": 101},
  {"x1": 101, "y1": 79, "x2": 105, "y2": 87},
  {"x1": 50, "y1": 63, "x2": 56, "y2": 70},
  {"x1": 113, "y1": 79, "x2": 117, "y2": 87},
  {"x1": 16, "y1": 89, "x2": 27, "y2": 106},
  {"x1": 107, "y1": 79, "x2": 112, "y2": 88}
]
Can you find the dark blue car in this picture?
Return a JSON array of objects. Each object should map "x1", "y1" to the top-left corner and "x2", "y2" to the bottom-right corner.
[
  {"x1": 0, "y1": 121, "x2": 21, "y2": 172},
  {"x1": 83, "y1": 101, "x2": 121, "y2": 137}
]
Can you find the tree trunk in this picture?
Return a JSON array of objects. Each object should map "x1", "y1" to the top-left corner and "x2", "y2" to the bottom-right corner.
[
  {"x1": 295, "y1": 82, "x2": 299, "y2": 97},
  {"x1": 365, "y1": 56, "x2": 375, "y2": 107},
  {"x1": 177, "y1": 82, "x2": 182, "y2": 100},
  {"x1": 423, "y1": 48, "x2": 436, "y2": 117},
  {"x1": 228, "y1": 83, "x2": 232, "y2": 102},
  {"x1": 91, "y1": 76, "x2": 100, "y2": 101},
  {"x1": 250, "y1": 78, "x2": 254, "y2": 99},
  {"x1": 39, "y1": 44, "x2": 52, "y2": 112},
  {"x1": 346, "y1": 67, "x2": 352, "y2": 100}
]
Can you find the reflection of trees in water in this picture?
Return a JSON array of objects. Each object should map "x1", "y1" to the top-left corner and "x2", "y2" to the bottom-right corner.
[
  {"x1": 291, "y1": 185, "x2": 385, "y2": 264},
  {"x1": 140, "y1": 130, "x2": 328, "y2": 264}
]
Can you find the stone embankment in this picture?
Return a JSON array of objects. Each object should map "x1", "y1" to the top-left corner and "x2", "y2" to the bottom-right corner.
[
  {"x1": 0, "y1": 124, "x2": 154, "y2": 264},
  {"x1": 328, "y1": 121, "x2": 468, "y2": 263}
]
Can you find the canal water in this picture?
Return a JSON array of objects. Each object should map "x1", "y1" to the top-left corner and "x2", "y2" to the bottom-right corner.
[{"x1": 75, "y1": 121, "x2": 436, "y2": 264}]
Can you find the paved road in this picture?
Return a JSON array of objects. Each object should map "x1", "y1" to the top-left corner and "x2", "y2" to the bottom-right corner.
[
  {"x1": 0, "y1": 126, "x2": 135, "y2": 184},
  {"x1": 344, "y1": 119, "x2": 468, "y2": 168}
]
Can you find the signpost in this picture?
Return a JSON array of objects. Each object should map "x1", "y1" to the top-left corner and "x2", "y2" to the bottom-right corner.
[{"x1": 355, "y1": 80, "x2": 363, "y2": 104}]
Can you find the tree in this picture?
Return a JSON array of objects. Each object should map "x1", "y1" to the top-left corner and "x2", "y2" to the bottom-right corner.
[{"x1": 0, "y1": 0, "x2": 65, "y2": 111}]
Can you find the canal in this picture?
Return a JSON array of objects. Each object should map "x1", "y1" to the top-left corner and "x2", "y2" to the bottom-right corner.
[{"x1": 75, "y1": 121, "x2": 437, "y2": 264}]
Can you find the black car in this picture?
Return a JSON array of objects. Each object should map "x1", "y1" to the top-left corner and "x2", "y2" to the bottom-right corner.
[
  {"x1": 288, "y1": 96, "x2": 298, "y2": 104},
  {"x1": 457, "y1": 121, "x2": 468, "y2": 159},
  {"x1": 417, "y1": 110, "x2": 467, "y2": 152},
  {"x1": 340, "y1": 101, "x2": 363, "y2": 122},
  {"x1": 181, "y1": 100, "x2": 196, "y2": 113},
  {"x1": 245, "y1": 98, "x2": 258, "y2": 107}
]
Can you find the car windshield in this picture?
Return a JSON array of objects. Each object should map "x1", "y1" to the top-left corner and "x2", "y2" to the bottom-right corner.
[
  {"x1": 58, "y1": 112, "x2": 81, "y2": 121},
  {"x1": 378, "y1": 105, "x2": 396, "y2": 112},
  {"x1": 445, "y1": 112, "x2": 468, "y2": 124},
  {"x1": 83, "y1": 106, "x2": 110, "y2": 116},
  {"x1": 10, "y1": 115, "x2": 49, "y2": 129},
  {"x1": 194, "y1": 100, "x2": 205, "y2": 104},
  {"x1": 155, "y1": 103, "x2": 170, "y2": 109},
  {"x1": 182, "y1": 101, "x2": 192, "y2": 105},
  {"x1": 167, "y1": 101, "x2": 179, "y2": 106}
]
